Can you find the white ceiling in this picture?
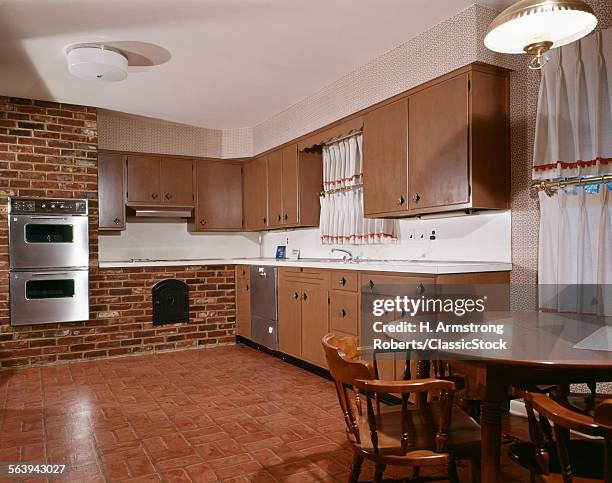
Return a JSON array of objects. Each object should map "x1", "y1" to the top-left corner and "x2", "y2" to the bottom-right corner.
[{"x1": 0, "y1": 0, "x2": 513, "y2": 129}]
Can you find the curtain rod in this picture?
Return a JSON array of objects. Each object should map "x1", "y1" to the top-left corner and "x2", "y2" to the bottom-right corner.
[
  {"x1": 323, "y1": 129, "x2": 362, "y2": 146},
  {"x1": 531, "y1": 174, "x2": 612, "y2": 196}
]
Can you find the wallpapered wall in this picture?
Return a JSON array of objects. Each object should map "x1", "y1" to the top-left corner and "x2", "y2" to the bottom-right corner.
[{"x1": 98, "y1": 1, "x2": 612, "y2": 306}]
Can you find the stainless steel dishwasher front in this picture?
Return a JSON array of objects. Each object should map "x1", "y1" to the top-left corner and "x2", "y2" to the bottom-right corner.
[{"x1": 249, "y1": 266, "x2": 278, "y2": 350}]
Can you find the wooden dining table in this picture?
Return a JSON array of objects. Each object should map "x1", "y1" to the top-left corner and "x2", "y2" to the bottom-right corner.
[{"x1": 384, "y1": 311, "x2": 612, "y2": 483}]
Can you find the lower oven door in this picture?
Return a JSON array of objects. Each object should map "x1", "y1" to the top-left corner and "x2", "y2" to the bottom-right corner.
[{"x1": 10, "y1": 270, "x2": 89, "y2": 326}]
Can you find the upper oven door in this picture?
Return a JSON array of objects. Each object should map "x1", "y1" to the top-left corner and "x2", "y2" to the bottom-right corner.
[{"x1": 9, "y1": 215, "x2": 89, "y2": 269}]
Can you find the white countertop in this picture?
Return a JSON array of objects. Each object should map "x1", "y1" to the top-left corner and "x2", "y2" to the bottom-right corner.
[{"x1": 98, "y1": 257, "x2": 512, "y2": 275}]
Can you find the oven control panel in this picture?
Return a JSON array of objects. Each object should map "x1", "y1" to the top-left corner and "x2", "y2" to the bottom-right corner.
[{"x1": 9, "y1": 198, "x2": 88, "y2": 215}]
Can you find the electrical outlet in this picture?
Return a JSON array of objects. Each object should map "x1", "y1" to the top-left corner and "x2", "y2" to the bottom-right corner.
[{"x1": 429, "y1": 229, "x2": 437, "y2": 240}]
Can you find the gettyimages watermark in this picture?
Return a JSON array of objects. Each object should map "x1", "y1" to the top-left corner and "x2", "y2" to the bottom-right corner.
[{"x1": 359, "y1": 283, "x2": 612, "y2": 361}]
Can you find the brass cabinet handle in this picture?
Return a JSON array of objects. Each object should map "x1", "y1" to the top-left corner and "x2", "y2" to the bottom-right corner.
[
  {"x1": 200, "y1": 219, "x2": 207, "y2": 226},
  {"x1": 412, "y1": 193, "x2": 421, "y2": 204},
  {"x1": 302, "y1": 292, "x2": 308, "y2": 301},
  {"x1": 397, "y1": 195, "x2": 405, "y2": 206},
  {"x1": 151, "y1": 193, "x2": 158, "y2": 199},
  {"x1": 113, "y1": 217, "x2": 120, "y2": 225},
  {"x1": 165, "y1": 192, "x2": 172, "y2": 200},
  {"x1": 339, "y1": 277, "x2": 347, "y2": 286},
  {"x1": 293, "y1": 292, "x2": 299, "y2": 300},
  {"x1": 340, "y1": 308, "x2": 347, "y2": 317}
]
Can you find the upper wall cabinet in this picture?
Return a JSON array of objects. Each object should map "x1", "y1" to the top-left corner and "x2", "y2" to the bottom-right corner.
[
  {"x1": 243, "y1": 156, "x2": 269, "y2": 231},
  {"x1": 126, "y1": 155, "x2": 194, "y2": 206},
  {"x1": 192, "y1": 160, "x2": 243, "y2": 231},
  {"x1": 244, "y1": 144, "x2": 322, "y2": 231},
  {"x1": 363, "y1": 98, "x2": 409, "y2": 216},
  {"x1": 363, "y1": 64, "x2": 509, "y2": 217},
  {"x1": 98, "y1": 152, "x2": 126, "y2": 231}
]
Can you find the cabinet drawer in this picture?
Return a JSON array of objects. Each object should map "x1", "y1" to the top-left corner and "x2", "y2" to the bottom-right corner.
[
  {"x1": 278, "y1": 267, "x2": 329, "y2": 287},
  {"x1": 236, "y1": 265, "x2": 250, "y2": 281},
  {"x1": 329, "y1": 292, "x2": 358, "y2": 335},
  {"x1": 330, "y1": 270, "x2": 358, "y2": 292},
  {"x1": 359, "y1": 273, "x2": 435, "y2": 296}
]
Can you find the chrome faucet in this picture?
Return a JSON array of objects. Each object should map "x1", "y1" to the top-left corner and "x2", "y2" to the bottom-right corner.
[{"x1": 331, "y1": 248, "x2": 354, "y2": 261}]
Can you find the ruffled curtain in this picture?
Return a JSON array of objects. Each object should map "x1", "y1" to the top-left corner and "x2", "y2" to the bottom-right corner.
[
  {"x1": 538, "y1": 185, "x2": 612, "y2": 315},
  {"x1": 320, "y1": 132, "x2": 396, "y2": 245},
  {"x1": 532, "y1": 28, "x2": 612, "y2": 179}
]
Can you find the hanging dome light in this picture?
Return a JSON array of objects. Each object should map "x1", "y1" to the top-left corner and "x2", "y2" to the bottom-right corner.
[{"x1": 484, "y1": 0, "x2": 598, "y2": 69}]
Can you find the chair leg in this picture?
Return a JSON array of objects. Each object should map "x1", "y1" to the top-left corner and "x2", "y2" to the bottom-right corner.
[
  {"x1": 448, "y1": 460, "x2": 460, "y2": 483},
  {"x1": 374, "y1": 463, "x2": 386, "y2": 483},
  {"x1": 469, "y1": 459, "x2": 481, "y2": 483},
  {"x1": 348, "y1": 452, "x2": 364, "y2": 483}
]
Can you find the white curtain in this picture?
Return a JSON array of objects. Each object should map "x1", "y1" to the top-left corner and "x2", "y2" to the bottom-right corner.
[
  {"x1": 320, "y1": 132, "x2": 396, "y2": 245},
  {"x1": 533, "y1": 28, "x2": 612, "y2": 179},
  {"x1": 538, "y1": 186, "x2": 612, "y2": 315}
]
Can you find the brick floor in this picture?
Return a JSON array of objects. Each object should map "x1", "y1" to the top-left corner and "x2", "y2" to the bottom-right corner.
[{"x1": 0, "y1": 344, "x2": 531, "y2": 482}]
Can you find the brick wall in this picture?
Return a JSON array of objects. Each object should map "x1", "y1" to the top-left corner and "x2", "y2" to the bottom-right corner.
[{"x1": 0, "y1": 97, "x2": 236, "y2": 368}]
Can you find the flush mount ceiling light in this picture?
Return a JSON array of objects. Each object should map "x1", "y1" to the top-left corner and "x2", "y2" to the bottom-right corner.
[
  {"x1": 66, "y1": 44, "x2": 128, "y2": 81},
  {"x1": 484, "y1": 0, "x2": 597, "y2": 69}
]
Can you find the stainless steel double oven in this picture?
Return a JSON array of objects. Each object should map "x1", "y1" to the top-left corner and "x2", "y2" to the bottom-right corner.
[{"x1": 8, "y1": 198, "x2": 90, "y2": 326}]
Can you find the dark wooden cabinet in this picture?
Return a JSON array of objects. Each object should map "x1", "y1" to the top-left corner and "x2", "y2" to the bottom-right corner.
[
  {"x1": 127, "y1": 155, "x2": 160, "y2": 204},
  {"x1": 126, "y1": 155, "x2": 194, "y2": 206},
  {"x1": 363, "y1": 98, "x2": 409, "y2": 216},
  {"x1": 194, "y1": 160, "x2": 242, "y2": 231},
  {"x1": 278, "y1": 285, "x2": 302, "y2": 358},
  {"x1": 267, "y1": 150, "x2": 283, "y2": 228},
  {"x1": 243, "y1": 144, "x2": 322, "y2": 232},
  {"x1": 362, "y1": 64, "x2": 509, "y2": 217},
  {"x1": 281, "y1": 144, "x2": 299, "y2": 225},
  {"x1": 278, "y1": 268, "x2": 329, "y2": 368},
  {"x1": 98, "y1": 152, "x2": 126, "y2": 231},
  {"x1": 235, "y1": 266, "x2": 251, "y2": 339},
  {"x1": 243, "y1": 156, "x2": 268, "y2": 230},
  {"x1": 160, "y1": 158, "x2": 194, "y2": 205},
  {"x1": 409, "y1": 73, "x2": 470, "y2": 211}
]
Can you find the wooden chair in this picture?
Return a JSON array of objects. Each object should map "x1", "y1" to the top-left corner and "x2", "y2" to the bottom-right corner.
[
  {"x1": 509, "y1": 391, "x2": 612, "y2": 482},
  {"x1": 322, "y1": 333, "x2": 482, "y2": 482}
]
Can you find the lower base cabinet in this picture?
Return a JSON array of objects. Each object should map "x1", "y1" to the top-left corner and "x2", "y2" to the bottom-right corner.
[
  {"x1": 278, "y1": 285, "x2": 302, "y2": 358},
  {"x1": 299, "y1": 283, "x2": 329, "y2": 367},
  {"x1": 235, "y1": 266, "x2": 251, "y2": 338}
]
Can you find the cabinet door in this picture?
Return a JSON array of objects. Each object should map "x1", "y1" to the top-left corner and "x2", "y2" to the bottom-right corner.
[
  {"x1": 236, "y1": 277, "x2": 251, "y2": 339},
  {"x1": 195, "y1": 161, "x2": 242, "y2": 230},
  {"x1": 278, "y1": 285, "x2": 302, "y2": 358},
  {"x1": 98, "y1": 153, "x2": 125, "y2": 230},
  {"x1": 409, "y1": 73, "x2": 469, "y2": 211},
  {"x1": 160, "y1": 158, "x2": 194, "y2": 205},
  {"x1": 127, "y1": 155, "x2": 160, "y2": 204},
  {"x1": 363, "y1": 98, "x2": 409, "y2": 215},
  {"x1": 267, "y1": 150, "x2": 283, "y2": 227},
  {"x1": 243, "y1": 157, "x2": 268, "y2": 230},
  {"x1": 281, "y1": 145, "x2": 299, "y2": 225},
  {"x1": 300, "y1": 284, "x2": 329, "y2": 368}
]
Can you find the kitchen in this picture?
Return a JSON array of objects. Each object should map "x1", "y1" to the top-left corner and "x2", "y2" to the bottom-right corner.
[{"x1": 0, "y1": 0, "x2": 611, "y2": 482}]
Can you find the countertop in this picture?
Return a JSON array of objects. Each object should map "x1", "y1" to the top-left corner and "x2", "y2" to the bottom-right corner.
[{"x1": 98, "y1": 257, "x2": 512, "y2": 275}]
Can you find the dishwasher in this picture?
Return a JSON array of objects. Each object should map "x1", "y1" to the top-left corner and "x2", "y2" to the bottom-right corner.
[{"x1": 249, "y1": 266, "x2": 278, "y2": 350}]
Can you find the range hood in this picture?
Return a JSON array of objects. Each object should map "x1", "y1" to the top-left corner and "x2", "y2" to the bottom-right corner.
[{"x1": 126, "y1": 205, "x2": 193, "y2": 218}]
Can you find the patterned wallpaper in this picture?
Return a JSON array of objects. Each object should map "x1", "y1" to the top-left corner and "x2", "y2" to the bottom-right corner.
[{"x1": 97, "y1": 110, "x2": 252, "y2": 158}]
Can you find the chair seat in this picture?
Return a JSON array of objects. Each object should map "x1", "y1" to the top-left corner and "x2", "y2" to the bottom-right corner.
[
  {"x1": 356, "y1": 402, "x2": 481, "y2": 458},
  {"x1": 508, "y1": 440, "x2": 605, "y2": 481}
]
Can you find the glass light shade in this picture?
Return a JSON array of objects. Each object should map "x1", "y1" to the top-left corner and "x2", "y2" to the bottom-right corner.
[{"x1": 484, "y1": 0, "x2": 597, "y2": 54}]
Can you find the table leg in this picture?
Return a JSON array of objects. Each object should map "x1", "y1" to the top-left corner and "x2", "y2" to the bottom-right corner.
[{"x1": 480, "y1": 398, "x2": 504, "y2": 482}]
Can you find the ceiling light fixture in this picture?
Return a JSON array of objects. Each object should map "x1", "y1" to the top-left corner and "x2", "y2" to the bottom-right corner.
[
  {"x1": 484, "y1": 0, "x2": 598, "y2": 69},
  {"x1": 66, "y1": 44, "x2": 128, "y2": 82}
]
